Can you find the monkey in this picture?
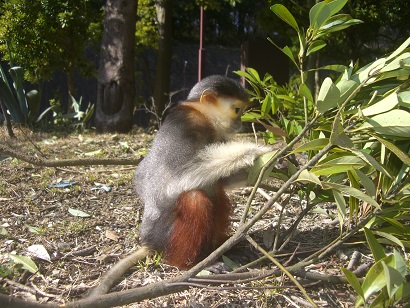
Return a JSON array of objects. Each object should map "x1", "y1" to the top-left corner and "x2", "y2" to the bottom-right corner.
[
  {"x1": 89, "y1": 75, "x2": 271, "y2": 296},
  {"x1": 135, "y1": 75, "x2": 271, "y2": 268}
]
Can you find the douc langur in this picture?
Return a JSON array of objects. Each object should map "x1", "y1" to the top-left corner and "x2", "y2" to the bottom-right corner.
[{"x1": 89, "y1": 75, "x2": 271, "y2": 296}]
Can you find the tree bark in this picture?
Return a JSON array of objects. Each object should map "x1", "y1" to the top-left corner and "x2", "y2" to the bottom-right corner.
[
  {"x1": 153, "y1": 0, "x2": 173, "y2": 118},
  {"x1": 95, "y1": 0, "x2": 137, "y2": 133},
  {"x1": 0, "y1": 97, "x2": 15, "y2": 138}
]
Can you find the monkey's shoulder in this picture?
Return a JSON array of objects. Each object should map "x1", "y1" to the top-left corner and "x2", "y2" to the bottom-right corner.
[
  {"x1": 168, "y1": 104, "x2": 214, "y2": 128},
  {"x1": 161, "y1": 104, "x2": 218, "y2": 142}
]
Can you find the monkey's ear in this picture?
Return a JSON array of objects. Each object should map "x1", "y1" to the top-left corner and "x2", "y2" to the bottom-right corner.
[{"x1": 199, "y1": 90, "x2": 218, "y2": 105}]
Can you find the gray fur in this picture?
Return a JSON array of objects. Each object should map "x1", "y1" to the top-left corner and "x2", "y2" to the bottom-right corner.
[{"x1": 187, "y1": 75, "x2": 249, "y2": 102}]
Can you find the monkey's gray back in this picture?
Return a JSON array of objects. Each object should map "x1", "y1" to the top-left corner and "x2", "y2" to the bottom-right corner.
[{"x1": 134, "y1": 106, "x2": 214, "y2": 251}]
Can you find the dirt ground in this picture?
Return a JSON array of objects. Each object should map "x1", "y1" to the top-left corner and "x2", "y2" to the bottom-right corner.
[{"x1": 0, "y1": 127, "x2": 359, "y2": 307}]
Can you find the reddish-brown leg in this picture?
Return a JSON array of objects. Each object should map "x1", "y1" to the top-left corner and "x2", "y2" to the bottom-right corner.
[
  {"x1": 212, "y1": 184, "x2": 232, "y2": 247},
  {"x1": 165, "y1": 190, "x2": 214, "y2": 269}
]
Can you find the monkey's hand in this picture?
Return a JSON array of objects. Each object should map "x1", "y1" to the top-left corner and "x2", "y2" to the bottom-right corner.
[{"x1": 166, "y1": 141, "x2": 272, "y2": 196}]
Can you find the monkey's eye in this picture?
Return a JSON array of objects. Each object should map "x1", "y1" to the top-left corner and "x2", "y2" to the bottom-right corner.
[{"x1": 235, "y1": 107, "x2": 241, "y2": 114}]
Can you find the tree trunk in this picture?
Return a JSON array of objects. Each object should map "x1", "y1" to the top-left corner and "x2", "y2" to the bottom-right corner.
[
  {"x1": 95, "y1": 0, "x2": 137, "y2": 133},
  {"x1": 153, "y1": 0, "x2": 173, "y2": 119}
]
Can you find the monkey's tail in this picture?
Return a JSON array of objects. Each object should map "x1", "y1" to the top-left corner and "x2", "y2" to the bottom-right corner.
[{"x1": 87, "y1": 246, "x2": 152, "y2": 297}]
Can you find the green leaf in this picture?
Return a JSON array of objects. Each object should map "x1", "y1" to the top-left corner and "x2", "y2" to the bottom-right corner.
[
  {"x1": 281, "y1": 46, "x2": 297, "y2": 66},
  {"x1": 379, "y1": 217, "x2": 407, "y2": 233},
  {"x1": 267, "y1": 38, "x2": 298, "y2": 67},
  {"x1": 332, "y1": 189, "x2": 346, "y2": 228},
  {"x1": 316, "y1": 17, "x2": 363, "y2": 38},
  {"x1": 26, "y1": 89, "x2": 40, "y2": 120},
  {"x1": 270, "y1": 4, "x2": 299, "y2": 32},
  {"x1": 68, "y1": 208, "x2": 91, "y2": 218},
  {"x1": 241, "y1": 112, "x2": 261, "y2": 122},
  {"x1": 299, "y1": 83, "x2": 314, "y2": 103},
  {"x1": 322, "y1": 182, "x2": 381, "y2": 210},
  {"x1": 8, "y1": 254, "x2": 39, "y2": 274},
  {"x1": 311, "y1": 156, "x2": 367, "y2": 176},
  {"x1": 386, "y1": 37, "x2": 410, "y2": 61},
  {"x1": 0, "y1": 73, "x2": 24, "y2": 123},
  {"x1": 360, "y1": 109, "x2": 410, "y2": 138},
  {"x1": 245, "y1": 67, "x2": 261, "y2": 84},
  {"x1": 222, "y1": 255, "x2": 240, "y2": 270},
  {"x1": 394, "y1": 283, "x2": 410, "y2": 306},
  {"x1": 295, "y1": 169, "x2": 322, "y2": 187},
  {"x1": 291, "y1": 138, "x2": 329, "y2": 153},
  {"x1": 336, "y1": 79, "x2": 358, "y2": 105},
  {"x1": 354, "y1": 169, "x2": 376, "y2": 198},
  {"x1": 391, "y1": 249, "x2": 407, "y2": 277},
  {"x1": 375, "y1": 67, "x2": 410, "y2": 82},
  {"x1": 261, "y1": 94, "x2": 273, "y2": 116},
  {"x1": 196, "y1": 269, "x2": 211, "y2": 276},
  {"x1": 341, "y1": 268, "x2": 365, "y2": 300},
  {"x1": 0, "y1": 226, "x2": 8, "y2": 236},
  {"x1": 306, "y1": 40, "x2": 326, "y2": 56},
  {"x1": 361, "y1": 256, "x2": 391, "y2": 301},
  {"x1": 371, "y1": 135, "x2": 410, "y2": 167},
  {"x1": 381, "y1": 261, "x2": 403, "y2": 298},
  {"x1": 364, "y1": 228, "x2": 386, "y2": 262},
  {"x1": 347, "y1": 148, "x2": 392, "y2": 178},
  {"x1": 361, "y1": 91, "x2": 399, "y2": 117},
  {"x1": 235, "y1": 69, "x2": 259, "y2": 86},
  {"x1": 309, "y1": 1, "x2": 327, "y2": 30},
  {"x1": 317, "y1": 77, "x2": 340, "y2": 114},
  {"x1": 373, "y1": 231, "x2": 405, "y2": 252},
  {"x1": 330, "y1": 117, "x2": 353, "y2": 148},
  {"x1": 398, "y1": 91, "x2": 410, "y2": 108},
  {"x1": 400, "y1": 57, "x2": 410, "y2": 69},
  {"x1": 27, "y1": 225, "x2": 42, "y2": 234},
  {"x1": 271, "y1": 94, "x2": 279, "y2": 115},
  {"x1": 317, "y1": 64, "x2": 348, "y2": 72},
  {"x1": 353, "y1": 58, "x2": 386, "y2": 84},
  {"x1": 9, "y1": 66, "x2": 28, "y2": 121},
  {"x1": 247, "y1": 151, "x2": 278, "y2": 185},
  {"x1": 36, "y1": 105, "x2": 59, "y2": 123},
  {"x1": 327, "y1": 0, "x2": 349, "y2": 16},
  {"x1": 380, "y1": 52, "x2": 410, "y2": 73},
  {"x1": 82, "y1": 103, "x2": 95, "y2": 124}
]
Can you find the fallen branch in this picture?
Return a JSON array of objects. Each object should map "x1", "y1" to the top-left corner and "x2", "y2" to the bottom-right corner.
[{"x1": 0, "y1": 144, "x2": 142, "y2": 167}]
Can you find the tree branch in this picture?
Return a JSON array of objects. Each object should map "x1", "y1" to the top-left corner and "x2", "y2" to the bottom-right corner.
[{"x1": 0, "y1": 144, "x2": 142, "y2": 167}]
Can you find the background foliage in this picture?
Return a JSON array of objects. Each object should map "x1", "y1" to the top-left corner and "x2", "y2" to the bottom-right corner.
[
  {"x1": 241, "y1": 1, "x2": 410, "y2": 306},
  {"x1": 0, "y1": 0, "x2": 102, "y2": 84}
]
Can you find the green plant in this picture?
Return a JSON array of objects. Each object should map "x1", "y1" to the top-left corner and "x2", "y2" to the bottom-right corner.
[
  {"x1": 39, "y1": 95, "x2": 94, "y2": 129},
  {"x1": 0, "y1": 62, "x2": 40, "y2": 125},
  {"x1": 240, "y1": 0, "x2": 410, "y2": 306},
  {"x1": 342, "y1": 228, "x2": 410, "y2": 307},
  {"x1": 0, "y1": 261, "x2": 18, "y2": 279}
]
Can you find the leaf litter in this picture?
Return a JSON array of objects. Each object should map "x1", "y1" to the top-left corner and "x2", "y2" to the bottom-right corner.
[{"x1": 0, "y1": 128, "x2": 357, "y2": 307}]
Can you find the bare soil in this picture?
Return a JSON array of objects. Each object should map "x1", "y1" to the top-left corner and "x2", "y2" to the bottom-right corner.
[{"x1": 0, "y1": 127, "x2": 358, "y2": 307}]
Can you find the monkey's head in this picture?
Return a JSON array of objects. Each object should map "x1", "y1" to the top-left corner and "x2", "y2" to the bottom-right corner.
[
  {"x1": 187, "y1": 75, "x2": 250, "y2": 134},
  {"x1": 188, "y1": 75, "x2": 249, "y2": 103}
]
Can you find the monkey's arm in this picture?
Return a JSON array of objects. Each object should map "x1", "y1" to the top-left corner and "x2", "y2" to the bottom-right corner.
[
  {"x1": 88, "y1": 246, "x2": 152, "y2": 297},
  {"x1": 167, "y1": 141, "x2": 271, "y2": 195}
]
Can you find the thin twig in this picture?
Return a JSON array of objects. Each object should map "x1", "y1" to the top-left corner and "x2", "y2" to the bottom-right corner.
[
  {"x1": 240, "y1": 114, "x2": 320, "y2": 225},
  {"x1": 246, "y1": 235, "x2": 318, "y2": 308}
]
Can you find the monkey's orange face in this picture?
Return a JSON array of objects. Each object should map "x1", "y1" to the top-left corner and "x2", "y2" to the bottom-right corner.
[{"x1": 194, "y1": 91, "x2": 249, "y2": 133}]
